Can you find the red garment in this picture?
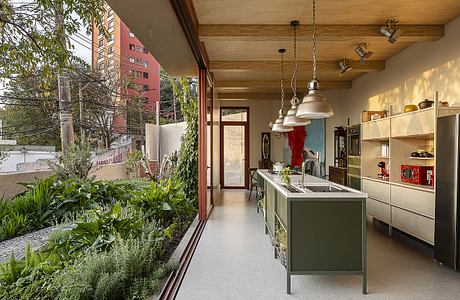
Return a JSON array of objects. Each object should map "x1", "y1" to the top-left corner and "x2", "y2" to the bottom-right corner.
[{"x1": 287, "y1": 126, "x2": 307, "y2": 167}]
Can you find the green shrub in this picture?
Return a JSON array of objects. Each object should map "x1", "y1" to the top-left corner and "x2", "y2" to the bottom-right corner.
[
  {"x1": 0, "y1": 177, "x2": 55, "y2": 241},
  {"x1": 125, "y1": 150, "x2": 143, "y2": 179},
  {"x1": 130, "y1": 178, "x2": 195, "y2": 225},
  {"x1": 47, "y1": 203, "x2": 144, "y2": 257},
  {"x1": 0, "y1": 242, "x2": 63, "y2": 299},
  {"x1": 50, "y1": 137, "x2": 94, "y2": 181},
  {"x1": 0, "y1": 177, "x2": 187, "y2": 299},
  {"x1": 55, "y1": 232, "x2": 174, "y2": 300},
  {"x1": 0, "y1": 177, "x2": 149, "y2": 242}
]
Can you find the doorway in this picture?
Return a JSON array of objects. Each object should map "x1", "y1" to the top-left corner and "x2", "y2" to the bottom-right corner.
[{"x1": 220, "y1": 108, "x2": 249, "y2": 189}]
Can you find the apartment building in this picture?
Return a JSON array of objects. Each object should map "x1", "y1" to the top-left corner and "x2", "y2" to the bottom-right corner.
[{"x1": 91, "y1": 4, "x2": 160, "y2": 134}]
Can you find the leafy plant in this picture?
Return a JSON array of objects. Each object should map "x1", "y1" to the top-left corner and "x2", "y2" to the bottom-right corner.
[
  {"x1": 0, "y1": 177, "x2": 189, "y2": 299},
  {"x1": 130, "y1": 178, "x2": 195, "y2": 225},
  {"x1": 125, "y1": 150, "x2": 143, "y2": 179},
  {"x1": 50, "y1": 137, "x2": 95, "y2": 180},
  {"x1": 280, "y1": 167, "x2": 291, "y2": 187},
  {"x1": 48, "y1": 203, "x2": 144, "y2": 257},
  {"x1": 0, "y1": 176, "x2": 55, "y2": 241},
  {"x1": 172, "y1": 77, "x2": 198, "y2": 206},
  {"x1": 55, "y1": 232, "x2": 174, "y2": 300}
]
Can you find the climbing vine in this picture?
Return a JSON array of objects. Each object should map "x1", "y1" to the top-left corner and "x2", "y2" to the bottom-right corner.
[{"x1": 172, "y1": 77, "x2": 198, "y2": 206}]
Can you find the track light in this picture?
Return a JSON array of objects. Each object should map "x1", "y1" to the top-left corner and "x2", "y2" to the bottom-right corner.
[
  {"x1": 354, "y1": 43, "x2": 373, "y2": 63},
  {"x1": 380, "y1": 19, "x2": 402, "y2": 44},
  {"x1": 338, "y1": 59, "x2": 352, "y2": 76}
]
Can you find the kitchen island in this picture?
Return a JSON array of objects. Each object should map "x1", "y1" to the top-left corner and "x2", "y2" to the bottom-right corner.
[{"x1": 257, "y1": 170, "x2": 368, "y2": 294}]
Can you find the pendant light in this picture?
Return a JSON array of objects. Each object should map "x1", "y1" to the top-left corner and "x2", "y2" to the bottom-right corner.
[
  {"x1": 283, "y1": 20, "x2": 311, "y2": 127},
  {"x1": 271, "y1": 48, "x2": 293, "y2": 133},
  {"x1": 296, "y1": 0, "x2": 334, "y2": 119}
]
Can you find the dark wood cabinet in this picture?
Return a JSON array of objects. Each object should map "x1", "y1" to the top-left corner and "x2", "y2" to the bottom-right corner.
[{"x1": 329, "y1": 166, "x2": 347, "y2": 186}]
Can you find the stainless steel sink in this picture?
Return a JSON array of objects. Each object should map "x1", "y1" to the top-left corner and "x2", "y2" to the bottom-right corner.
[{"x1": 292, "y1": 184, "x2": 351, "y2": 193}]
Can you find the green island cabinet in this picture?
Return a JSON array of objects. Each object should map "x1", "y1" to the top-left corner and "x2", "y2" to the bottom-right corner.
[{"x1": 257, "y1": 170, "x2": 367, "y2": 294}]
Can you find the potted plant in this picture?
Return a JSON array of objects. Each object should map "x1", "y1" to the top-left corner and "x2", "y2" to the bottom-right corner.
[{"x1": 280, "y1": 167, "x2": 291, "y2": 187}]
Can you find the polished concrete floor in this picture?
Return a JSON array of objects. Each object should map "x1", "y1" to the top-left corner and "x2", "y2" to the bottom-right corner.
[{"x1": 176, "y1": 190, "x2": 460, "y2": 300}]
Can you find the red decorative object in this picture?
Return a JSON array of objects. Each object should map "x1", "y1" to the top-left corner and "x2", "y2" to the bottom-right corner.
[
  {"x1": 288, "y1": 126, "x2": 307, "y2": 167},
  {"x1": 400, "y1": 165, "x2": 434, "y2": 186}
]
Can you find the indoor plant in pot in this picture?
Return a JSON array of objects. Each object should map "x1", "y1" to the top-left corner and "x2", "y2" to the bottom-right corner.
[{"x1": 280, "y1": 167, "x2": 291, "y2": 187}]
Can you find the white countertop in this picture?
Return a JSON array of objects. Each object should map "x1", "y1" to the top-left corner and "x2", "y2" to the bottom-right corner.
[{"x1": 257, "y1": 169, "x2": 367, "y2": 199}]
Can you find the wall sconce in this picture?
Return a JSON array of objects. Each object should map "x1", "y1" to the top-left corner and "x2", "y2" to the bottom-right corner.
[
  {"x1": 338, "y1": 59, "x2": 352, "y2": 76},
  {"x1": 380, "y1": 19, "x2": 402, "y2": 44},
  {"x1": 354, "y1": 43, "x2": 373, "y2": 63}
]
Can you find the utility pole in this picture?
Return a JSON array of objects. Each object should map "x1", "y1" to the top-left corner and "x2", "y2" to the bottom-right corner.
[
  {"x1": 78, "y1": 82, "x2": 85, "y2": 140},
  {"x1": 56, "y1": 2, "x2": 74, "y2": 154}
]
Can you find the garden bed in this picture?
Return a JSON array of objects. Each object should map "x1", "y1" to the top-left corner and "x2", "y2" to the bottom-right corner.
[{"x1": 0, "y1": 176, "x2": 197, "y2": 299}]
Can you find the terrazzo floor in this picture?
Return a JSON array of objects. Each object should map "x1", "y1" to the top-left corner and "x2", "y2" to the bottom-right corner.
[{"x1": 176, "y1": 190, "x2": 460, "y2": 300}]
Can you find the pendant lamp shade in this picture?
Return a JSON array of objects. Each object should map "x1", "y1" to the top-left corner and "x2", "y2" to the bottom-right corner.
[
  {"x1": 297, "y1": 0, "x2": 333, "y2": 119},
  {"x1": 272, "y1": 108, "x2": 294, "y2": 132},
  {"x1": 297, "y1": 79, "x2": 333, "y2": 119},
  {"x1": 271, "y1": 48, "x2": 293, "y2": 133},
  {"x1": 283, "y1": 95, "x2": 311, "y2": 126}
]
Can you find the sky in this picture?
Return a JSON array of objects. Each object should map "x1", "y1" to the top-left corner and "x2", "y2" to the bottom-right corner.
[
  {"x1": 71, "y1": 30, "x2": 92, "y2": 63},
  {"x1": 69, "y1": 13, "x2": 93, "y2": 63}
]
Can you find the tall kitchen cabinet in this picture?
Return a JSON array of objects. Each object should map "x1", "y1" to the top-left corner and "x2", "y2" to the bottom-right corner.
[{"x1": 361, "y1": 104, "x2": 460, "y2": 245}]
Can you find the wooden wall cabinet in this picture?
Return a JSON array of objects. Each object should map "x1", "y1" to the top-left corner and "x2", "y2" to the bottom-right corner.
[
  {"x1": 362, "y1": 118, "x2": 390, "y2": 140},
  {"x1": 361, "y1": 104, "x2": 460, "y2": 245},
  {"x1": 366, "y1": 197, "x2": 390, "y2": 223},
  {"x1": 391, "y1": 108, "x2": 434, "y2": 137}
]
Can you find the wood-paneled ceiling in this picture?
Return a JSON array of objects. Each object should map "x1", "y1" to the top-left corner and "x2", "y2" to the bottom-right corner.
[{"x1": 192, "y1": 0, "x2": 460, "y2": 100}]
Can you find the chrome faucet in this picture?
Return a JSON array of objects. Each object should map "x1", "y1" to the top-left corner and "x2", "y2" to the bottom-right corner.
[{"x1": 301, "y1": 152, "x2": 320, "y2": 186}]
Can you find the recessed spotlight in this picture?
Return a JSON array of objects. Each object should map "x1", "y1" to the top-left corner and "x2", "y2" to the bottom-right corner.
[
  {"x1": 380, "y1": 19, "x2": 402, "y2": 44},
  {"x1": 354, "y1": 43, "x2": 373, "y2": 63},
  {"x1": 338, "y1": 59, "x2": 352, "y2": 76}
]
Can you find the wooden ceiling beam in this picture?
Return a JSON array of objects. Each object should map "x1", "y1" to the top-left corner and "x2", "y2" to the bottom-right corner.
[
  {"x1": 218, "y1": 92, "x2": 287, "y2": 101},
  {"x1": 199, "y1": 24, "x2": 444, "y2": 42},
  {"x1": 210, "y1": 60, "x2": 385, "y2": 72},
  {"x1": 216, "y1": 80, "x2": 352, "y2": 90}
]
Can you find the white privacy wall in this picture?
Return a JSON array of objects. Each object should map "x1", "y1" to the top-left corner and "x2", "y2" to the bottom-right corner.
[{"x1": 146, "y1": 122, "x2": 187, "y2": 163}]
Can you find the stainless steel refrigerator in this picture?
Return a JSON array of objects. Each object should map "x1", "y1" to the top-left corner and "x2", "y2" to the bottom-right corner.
[{"x1": 435, "y1": 114, "x2": 459, "y2": 271}]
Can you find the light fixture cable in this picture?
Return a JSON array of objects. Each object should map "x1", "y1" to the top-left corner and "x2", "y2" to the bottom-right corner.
[
  {"x1": 291, "y1": 23, "x2": 298, "y2": 98},
  {"x1": 281, "y1": 49, "x2": 285, "y2": 108},
  {"x1": 283, "y1": 20, "x2": 311, "y2": 126},
  {"x1": 312, "y1": 0, "x2": 317, "y2": 80},
  {"x1": 296, "y1": 0, "x2": 334, "y2": 119}
]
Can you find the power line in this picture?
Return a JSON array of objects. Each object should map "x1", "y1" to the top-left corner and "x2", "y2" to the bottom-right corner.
[{"x1": 0, "y1": 95, "x2": 57, "y2": 102}]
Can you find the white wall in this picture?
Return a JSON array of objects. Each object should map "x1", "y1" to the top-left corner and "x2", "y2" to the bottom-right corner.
[
  {"x1": 220, "y1": 99, "x2": 285, "y2": 168},
  {"x1": 0, "y1": 150, "x2": 57, "y2": 173},
  {"x1": 160, "y1": 122, "x2": 186, "y2": 159},
  {"x1": 325, "y1": 15, "x2": 460, "y2": 168},
  {"x1": 145, "y1": 122, "x2": 186, "y2": 163}
]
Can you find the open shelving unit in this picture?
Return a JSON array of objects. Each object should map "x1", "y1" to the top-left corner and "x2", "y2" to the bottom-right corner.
[{"x1": 361, "y1": 102, "x2": 460, "y2": 245}]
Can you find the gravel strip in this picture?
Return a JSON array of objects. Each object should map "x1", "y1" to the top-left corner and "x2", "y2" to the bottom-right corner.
[{"x1": 0, "y1": 227, "x2": 54, "y2": 262}]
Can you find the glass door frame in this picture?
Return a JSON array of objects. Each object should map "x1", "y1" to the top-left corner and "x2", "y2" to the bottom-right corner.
[{"x1": 220, "y1": 107, "x2": 250, "y2": 189}]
